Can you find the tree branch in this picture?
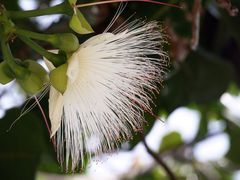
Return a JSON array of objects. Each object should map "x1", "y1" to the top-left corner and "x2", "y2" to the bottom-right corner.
[
  {"x1": 190, "y1": 0, "x2": 201, "y2": 50},
  {"x1": 141, "y1": 134, "x2": 177, "y2": 180}
]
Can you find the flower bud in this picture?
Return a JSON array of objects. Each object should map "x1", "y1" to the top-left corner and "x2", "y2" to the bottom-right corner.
[
  {"x1": 69, "y1": 8, "x2": 94, "y2": 34},
  {"x1": 23, "y1": 59, "x2": 49, "y2": 82},
  {"x1": 49, "y1": 63, "x2": 68, "y2": 94},
  {"x1": 0, "y1": 61, "x2": 15, "y2": 84},
  {"x1": 17, "y1": 60, "x2": 49, "y2": 94},
  {"x1": 17, "y1": 72, "x2": 45, "y2": 94},
  {"x1": 49, "y1": 33, "x2": 79, "y2": 53}
]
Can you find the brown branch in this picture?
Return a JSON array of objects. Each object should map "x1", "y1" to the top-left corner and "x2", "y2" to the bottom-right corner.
[
  {"x1": 141, "y1": 134, "x2": 177, "y2": 180},
  {"x1": 165, "y1": 0, "x2": 202, "y2": 62},
  {"x1": 190, "y1": 0, "x2": 201, "y2": 50},
  {"x1": 216, "y1": 0, "x2": 239, "y2": 16},
  {"x1": 165, "y1": 20, "x2": 190, "y2": 62}
]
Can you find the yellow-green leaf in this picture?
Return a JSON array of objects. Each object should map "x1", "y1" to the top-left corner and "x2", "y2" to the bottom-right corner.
[
  {"x1": 159, "y1": 131, "x2": 183, "y2": 153},
  {"x1": 69, "y1": 8, "x2": 94, "y2": 34},
  {"x1": 68, "y1": 0, "x2": 77, "y2": 5}
]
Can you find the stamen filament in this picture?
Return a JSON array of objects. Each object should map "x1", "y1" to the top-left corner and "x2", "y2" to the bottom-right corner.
[{"x1": 34, "y1": 96, "x2": 56, "y2": 151}]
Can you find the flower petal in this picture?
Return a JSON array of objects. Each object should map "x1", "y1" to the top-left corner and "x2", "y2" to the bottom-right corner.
[{"x1": 49, "y1": 87, "x2": 64, "y2": 137}]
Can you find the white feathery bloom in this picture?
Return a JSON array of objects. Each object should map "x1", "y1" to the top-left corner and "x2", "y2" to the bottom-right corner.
[{"x1": 47, "y1": 20, "x2": 169, "y2": 171}]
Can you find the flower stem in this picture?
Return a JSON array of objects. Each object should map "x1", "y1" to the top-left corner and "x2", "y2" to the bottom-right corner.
[
  {"x1": 0, "y1": 35, "x2": 26, "y2": 78},
  {"x1": 7, "y1": 2, "x2": 72, "y2": 19},
  {"x1": 16, "y1": 28, "x2": 51, "y2": 42},
  {"x1": 18, "y1": 36, "x2": 66, "y2": 67}
]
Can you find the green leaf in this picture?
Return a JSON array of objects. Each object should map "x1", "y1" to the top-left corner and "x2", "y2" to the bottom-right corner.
[
  {"x1": 159, "y1": 131, "x2": 183, "y2": 153},
  {"x1": 158, "y1": 49, "x2": 234, "y2": 113},
  {"x1": 69, "y1": 8, "x2": 94, "y2": 34},
  {"x1": 68, "y1": 0, "x2": 77, "y2": 5},
  {"x1": 132, "y1": 167, "x2": 166, "y2": 180},
  {"x1": 227, "y1": 83, "x2": 240, "y2": 96},
  {"x1": 0, "y1": 108, "x2": 44, "y2": 180},
  {"x1": 226, "y1": 121, "x2": 240, "y2": 165},
  {"x1": 193, "y1": 107, "x2": 209, "y2": 141}
]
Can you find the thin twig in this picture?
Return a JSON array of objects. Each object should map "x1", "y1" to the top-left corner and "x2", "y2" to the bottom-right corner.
[
  {"x1": 141, "y1": 133, "x2": 177, "y2": 180},
  {"x1": 190, "y1": 0, "x2": 201, "y2": 50},
  {"x1": 76, "y1": 0, "x2": 181, "y2": 9}
]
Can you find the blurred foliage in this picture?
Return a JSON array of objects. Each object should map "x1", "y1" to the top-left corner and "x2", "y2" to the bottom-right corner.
[
  {"x1": 159, "y1": 131, "x2": 183, "y2": 153},
  {"x1": 159, "y1": 50, "x2": 233, "y2": 112},
  {"x1": 0, "y1": 0, "x2": 240, "y2": 180},
  {"x1": 0, "y1": 108, "x2": 44, "y2": 179}
]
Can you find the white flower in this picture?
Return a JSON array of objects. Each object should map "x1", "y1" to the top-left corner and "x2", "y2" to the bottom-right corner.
[{"x1": 47, "y1": 20, "x2": 169, "y2": 171}]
